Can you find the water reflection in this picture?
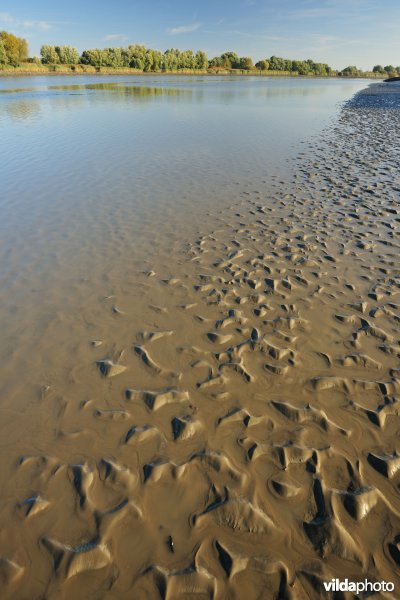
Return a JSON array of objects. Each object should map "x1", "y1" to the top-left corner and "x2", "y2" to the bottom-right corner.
[
  {"x1": 0, "y1": 77, "x2": 366, "y2": 124},
  {"x1": 0, "y1": 82, "x2": 187, "y2": 97},
  {"x1": 2, "y1": 98, "x2": 42, "y2": 121},
  {"x1": 0, "y1": 74, "x2": 369, "y2": 340},
  {"x1": 0, "y1": 84, "x2": 191, "y2": 120},
  {"x1": 48, "y1": 82, "x2": 186, "y2": 94},
  {"x1": 0, "y1": 87, "x2": 37, "y2": 94}
]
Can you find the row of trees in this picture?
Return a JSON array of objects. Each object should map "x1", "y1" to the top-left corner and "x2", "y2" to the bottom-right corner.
[
  {"x1": 43, "y1": 46, "x2": 388, "y2": 77},
  {"x1": 254, "y1": 55, "x2": 333, "y2": 76},
  {"x1": 209, "y1": 51, "x2": 254, "y2": 70},
  {"x1": 1, "y1": 32, "x2": 398, "y2": 77},
  {"x1": 0, "y1": 31, "x2": 28, "y2": 66},
  {"x1": 40, "y1": 45, "x2": 80, "y2": 64},
  {"x1": 39, "y1": 46, "x2": 334, "y2": 74},
  {"x1": 372, "y1": 64, "x2": 400, "y2": 77},
  {"x1": 41, "y1": 44, "x2": 209, "y2": 71},
  {"x1": 341, "y1": 65, "x2": 400, "y2": 77}
]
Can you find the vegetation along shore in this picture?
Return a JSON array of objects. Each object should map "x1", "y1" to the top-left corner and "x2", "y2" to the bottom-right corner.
[{"x1": 0, "y1": 31, "x2": 396, "y2": 78}]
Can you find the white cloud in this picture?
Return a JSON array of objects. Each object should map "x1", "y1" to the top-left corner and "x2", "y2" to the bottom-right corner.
[
  {"x1": 0, "y1": 12, "x2": 52, "y2": 31},
  {"x1": 289, "y1": 0, "x2": 373, "y2": 20},
  {"x1": 167, "y1": 22, "x2": 201, "y2": 35},
  {"x1": 104, "y1": 33, "x2": 127, "y2": 41},
  {"x1": 21, "y1": 20, "x2": 52, "y2": 31},
  {"x1": 0, "y1": 12, "x2": 13, "y2": 23},
  {"x1": 202, "y1": 28, "x2": 291, "y2": 42},
  {"x1": 289, "y1": 7, "x2": 337, "y2": 18}
]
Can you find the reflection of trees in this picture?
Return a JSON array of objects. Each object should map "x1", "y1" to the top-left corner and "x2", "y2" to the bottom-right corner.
[
  {"x1": 48, "y1": 82, "x2": 187, "y2": 99},
  {"x1": 0, "y1": 77, "x2": 347, "y2": 121},
  {"x1": 0, "y1": 87, "x2": 36, "y2": 94},
  {"x1": 0, "y1": 84, "x2": 191, "y2": 120},
  {"x1": 2, "y1": 99, "x2": 41, "y2": 121}
]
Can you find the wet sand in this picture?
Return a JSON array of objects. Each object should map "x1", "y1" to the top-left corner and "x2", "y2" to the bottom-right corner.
[{"x1": 0, "y1": 83, "x2": 400, "y2": 599}]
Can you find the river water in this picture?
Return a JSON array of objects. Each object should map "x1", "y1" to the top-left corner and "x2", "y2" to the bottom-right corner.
[{"x1": 0, "y1": 75, "x2": 369, "y2": 314}]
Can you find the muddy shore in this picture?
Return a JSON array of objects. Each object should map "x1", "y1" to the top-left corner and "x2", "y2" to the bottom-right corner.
[{"x1": 0, "y1": 82, "x2": 399, "y2": 599}]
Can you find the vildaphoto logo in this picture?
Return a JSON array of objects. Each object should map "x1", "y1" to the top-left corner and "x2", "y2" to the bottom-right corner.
[{"x1": 323, "y1": 579, "x2": 395, "y2": 594}]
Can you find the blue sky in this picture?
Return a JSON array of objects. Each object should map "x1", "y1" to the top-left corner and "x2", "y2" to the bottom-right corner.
[{"x1": 1, "y1": 0, "x2": 399, "y2": 70}]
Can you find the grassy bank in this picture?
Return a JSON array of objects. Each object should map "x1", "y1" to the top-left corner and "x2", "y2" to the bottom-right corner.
[{"x1": 0, "y1": 63, "x2": 385, "y2": 78}]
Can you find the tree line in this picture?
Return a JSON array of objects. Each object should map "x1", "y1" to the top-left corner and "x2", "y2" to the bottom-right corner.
[
  {"x1": 1, "y1": 32, "x2": 399, "y2": 78},
  {"x1": 40, "y1": 44, "x2": 209, "y2": 70},
  {"x1": 38, "y1": 45, "x2": 337, "y2": 75},
  {"x1": 340, "y1": 64, "x2": 400, "y2": 77},
  {"x1": 39, "y1": 45, "x2": 400, "y2": 76},
  {"x1": 211, "y1": 52, "x2": 334, "y2": 76}
]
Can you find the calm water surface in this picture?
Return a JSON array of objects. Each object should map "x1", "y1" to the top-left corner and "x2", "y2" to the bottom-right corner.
[{"x1": 0, "y1": 75, "x2": 369, "y2": 364}]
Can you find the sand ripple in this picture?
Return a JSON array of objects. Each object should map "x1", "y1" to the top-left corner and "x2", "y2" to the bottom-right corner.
[{"x1": 0, "y1": 89, "x2": 399, "y2": 598}]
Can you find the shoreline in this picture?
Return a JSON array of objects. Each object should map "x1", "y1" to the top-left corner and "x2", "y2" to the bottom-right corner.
[{"x1": 0, "y1": 66, "x2": 385, "y2": 79}]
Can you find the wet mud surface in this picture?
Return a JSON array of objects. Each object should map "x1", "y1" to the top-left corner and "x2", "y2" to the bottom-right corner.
[{"x1": 0, "y1": 84, "x2": 399, "y2": 599}]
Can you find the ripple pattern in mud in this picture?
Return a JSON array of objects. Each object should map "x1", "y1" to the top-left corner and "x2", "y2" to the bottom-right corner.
[{"x1": 0, "y1": 94, "x2": 400, "y2": 599}]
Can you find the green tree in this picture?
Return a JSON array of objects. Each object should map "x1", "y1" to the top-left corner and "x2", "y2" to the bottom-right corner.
[
  {"x1": 143, "y1": 49, "x2": 156, "y2": 71},
  {"x1": 18, "y1": 38, "x2": 28, "y2": 62},
  {"x1": 384, "y1": 65, "x2": 396, "y2": 75},
  {"x1": 209, "y1": 56, "x2": 223, "y2": 68},
  {"x1": 220, "y1": 51, "x2": 240, "y2": 68},
  {"x1": 372, "y1": 65, "x2": 384, "y2": 73},
  {"x1": 312, "y1": 62, "x2": 329, "y2": 76},
  {"x1": 340, "y1": 65, "x2": 359, "y2": 76},
  {"x1": 40, "y1": 45, "x2": 60, "y2": 64},
  {"x1": 150, "y1": 49, "x2": 163, "y2": 71},
  {"x1": 255, "y1": 59, "x2": 269, "y2": 71},
  {"x1": 0, "y1": 39, "x2": 8, "y2": 64},
  {"x1": 102, "y1": 47, "x2": 124, "y2": 67},
  {"x1": 283, "y1": 58, "x2": 292, "y2": 71},
  {"x1": 180, "y1": 49, "x2": 196, "y2": 69},
  {"x1": 132, "y1": 56, "x2": 144, "y2": 70},
  {"x1": 195, "y1": 50, "x2": 208, "y2": 69},
  {"x1": 269, "y1": 56, "x2": 286, "y2": 70},
  {"x1": 239, "y1": 56, "x2": 253, "y2": 70},
  {"x1": 57, "y1": 45, "x2": 79, "y2": 64},
  {"x1": 127, "y1": 44, "x2": 147, "y2": 69},
  {"x1": 80, "y1": 49, "x2": 105, "y2": 67},
  {"x1": 163, "y1": 48, "x2": 180, "y2": 70},
  {"x1": 0, "y1": 31, "x2": 28, "y2": 66},
  {"x1": 292, "y1": 60, "x2": 310, "y2": 75}
]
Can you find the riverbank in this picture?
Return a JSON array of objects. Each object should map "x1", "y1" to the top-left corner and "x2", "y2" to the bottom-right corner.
[{"x1": 0, "y1": 63, "x2": 385, "y2": 78}]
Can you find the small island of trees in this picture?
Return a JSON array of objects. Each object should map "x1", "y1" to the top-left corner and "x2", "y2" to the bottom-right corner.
[{"x1": 1, "y1": 31, "x2": 399, "y2": 79}]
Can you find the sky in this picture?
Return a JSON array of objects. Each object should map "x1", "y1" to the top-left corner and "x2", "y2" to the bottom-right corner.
[{"x1": 0, "y1": 0, "x2": 399, "y2": 70}]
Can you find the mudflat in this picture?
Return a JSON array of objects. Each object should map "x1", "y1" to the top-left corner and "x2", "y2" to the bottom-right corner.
[{"x1": 0, "y1": 80, "x2": 399, "y2": 598}]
